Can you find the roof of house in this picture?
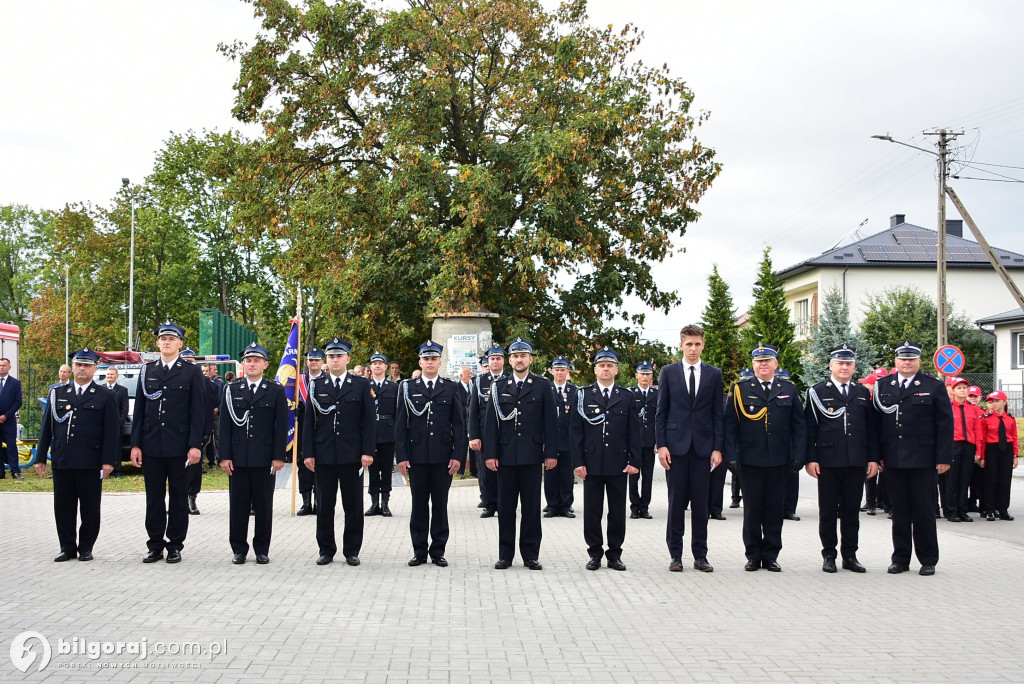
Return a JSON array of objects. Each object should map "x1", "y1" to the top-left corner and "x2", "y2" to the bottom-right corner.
[
  {"x1": 776, "y1": 219, "x2": 1024, "y2": 280},
  {"x1": 976, "y1": 308, "x2": 1024, "y2": 326}
]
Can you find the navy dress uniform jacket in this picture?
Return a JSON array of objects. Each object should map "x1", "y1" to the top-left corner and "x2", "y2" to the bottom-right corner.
[
  {"x1": 37, "y1": 382, "x2": 119, "y2": 469},
  {"x1": 873, "y1": 373, "x2": 953, "y2": 468},
  {"x1": 395, "y1": 377, "x2": 466, "y2": 465},
  {"x1": 632, "y1": 386, "x2": 658, "y2": 449},
  {"x1": 724, "y1": 377, "x2": 806, "y2": 467},
  {"x1": 372, "y1": 378, "x2": 399, "y2": 444},
  {"x1": 552, "y1": 382, "x2": 577, "y2": 453},
  {"x1": 0, "y1": 374, "x2": 21, "y2": 422},
  {"x1": 483, "y1": 373, "x2": 558, "y2": 465},
  {"x1": 468, "y1": 373, "x2": 505, "y2": 442},
  {"x1": 218, "y1": 378, "x2": 289, "y2": 468},
  {"x1": 804, "y1": 380, "x2": 880, "y2": 467},
  {"x1": 302, "y1": 374, "x2": 376, "y2": 464},
  {"x1": 570, "y1": 384, "x2": 642, "y2": 475},
  {"x1": 130, "y1": 359, "x2": 207, "y2": 458},
  {"x1": 656, "y1": 362, "x2": 724, "y2": 456}
]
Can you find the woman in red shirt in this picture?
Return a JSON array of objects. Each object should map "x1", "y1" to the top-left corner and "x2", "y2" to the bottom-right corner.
[{"x1": 976, "y1": 391, "x2": 1019, "y2": 521}]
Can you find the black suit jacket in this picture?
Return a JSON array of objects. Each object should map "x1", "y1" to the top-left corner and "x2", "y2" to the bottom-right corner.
[
  {"x1": 302, "y1": 373, "x2": 376, "y2": 465},
  {"x1": 724, "y1": 376, "x2": 806, "y2": 467},
  {"x1": 0, "y1": 374, "x2": 22, "y2": 423},
  {"x1": 804, "y1": 379, "x2": 879, "y2": 468},
  {"x1": 632, "y1": 385, "x2": 658, "y2": 449},
  {"x1": 656, "y1": 361, "x2": 724, "y2": 456},
  {"x1": 104, "y1": 383, "x2": 130, "y2": 427},
  {"x1": 874, "y1": 372, "x2": 953, "y2": 469},
  {"x1": 370, "y1": 378, "x2": 398, "y2": 444},
  {"x1": 218, "y1": 377, "x2": 289, "y2": 468},
  {"x1": 395, "y1": 376, "x2": 466, "y2": 466},
  {"x1": 570, "y1": 383, "x2": 641, "y2": 475},
  {"x1": 482, "y1": 373, "x2": 558, "y2": 466},
  {"x1": 130, "y1": 359, "x2": 207, "y2": 458},
  {"x1": 37, "y1": 382, "x2": 119, "y2": 469}
]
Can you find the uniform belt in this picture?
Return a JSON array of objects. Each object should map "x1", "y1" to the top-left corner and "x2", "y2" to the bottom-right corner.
[{"x1": 377, "y1": 414, "x2": 394, "y2": 420}]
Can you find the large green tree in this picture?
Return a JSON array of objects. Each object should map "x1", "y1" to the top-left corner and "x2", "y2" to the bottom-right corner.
[
  {"x1": 860, "y1": 285, "x2": 992, "y2": 374},
  {"x1": 220, "y1": 0, "x2": 720, "y2": 367},
  {"x1": 700, "y1": 264, "x2": 743, "y2": 383},
  {"x1": 799, "y1": 286, "x2": 881, "y2": 385},
  {"x1": 0, "y1": 204, "x2": 51, "y2": 323},
  {"x1": 742, "y1": 246, "x2": 800, "y2": 380}
]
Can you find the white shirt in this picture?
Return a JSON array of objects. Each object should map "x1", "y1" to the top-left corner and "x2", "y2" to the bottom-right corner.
[
  {"x1": 329, "y1": 372, "x2": 348, "y2": 388},
  {"x1": 73, "y1": 381, "x2": 91, "y2": 395},
  {"x1": 897, "y1": 373, "x2": 915, "y2": 387},
  {"x1": 596, "y1": 381, "x2": 615, "y2": 397},
  {"x1": 830, "y1": 377, "x2": 849, "y2": 393},
  {"x1": 683, "y1": 361, "x2": 701, "y2": 395},
  {"x1": 107, "y1": 383, "x2": 117, "y2": 391}
]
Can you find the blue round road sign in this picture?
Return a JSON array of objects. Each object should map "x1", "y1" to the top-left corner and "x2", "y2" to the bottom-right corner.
[{"x1": 933, "y1": 345, "x2": 965, "y2": 376}]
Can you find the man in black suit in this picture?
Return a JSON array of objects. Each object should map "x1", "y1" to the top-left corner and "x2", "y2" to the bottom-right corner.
[
  {"x1": 456, "y1": 366, "x2": 474, "y2": 478},
  {"x1": 483, "y1": 337, "x2": 558, "y2": 570},
  {"x1": 804, "y1": 344, "x2": 879, "y2": 573},
  {"x1": 34, "y1": 348, "x2": 119, "y2": 561},
  {"x1": 724, "y1": 343, "x2": 806, "y2": 572},
  {"x1": 303, "y1": 337, "x2": 376, "y2": 566},
  {"x1": 219, "y1": 344, "x2": 288, "y2": 565},
  {"x1": 130, "y1": 320, "x2": 207, "y2": 564},
  {"x1": 630, "y1": 361, "x2": 658, "y2": 519},
  {"x1": 396, "y1": 340, "x2": 466, "y2": 567},
  {"x1": 544, "y1": 356, "x2": 577, "y2": 518},
  {"x1": 571, "y1": 348, "x2": 641, "y2": 570},
  {"x1": 295, "y1": 348, "x2": 326, "y2": 516},
  {"x1": 656, "y1": 324, "x2": 724, "y2": 573},
  {"x1": 366, "y1": 351, "x2": 398, "y2": 517},
  {"x1": 469, "y1": 348, "x2": 506, "y2": 518},
  {"x1": 874, "y1": 340, "x2": 953, "y2": 576},
  {"x1": 0, "y1": 357, "x2": 23, "y2": 481},
  {"x1": 101, "y1": 366, "x2": 129, "y2": 476},
  {"x1": 180, "y1": 347, "x2": 218, "y2": 515}
]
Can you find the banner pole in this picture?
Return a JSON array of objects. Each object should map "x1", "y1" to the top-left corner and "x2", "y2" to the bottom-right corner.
[{"x1": 290, "y1": 289, "x2": 302, "y2": 515}]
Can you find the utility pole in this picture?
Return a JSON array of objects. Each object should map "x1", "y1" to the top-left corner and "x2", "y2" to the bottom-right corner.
[{"x1": 924, "y1": 129, "x2": 959, "y2": 347}]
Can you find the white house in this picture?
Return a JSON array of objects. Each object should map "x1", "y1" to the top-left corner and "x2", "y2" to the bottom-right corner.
[
  {"x1": 975, "y1": 307, "x2": 1024, "y2": 412},
  {"x1": 775, "y1": 214, "x2": 1024, "y2": 340}
]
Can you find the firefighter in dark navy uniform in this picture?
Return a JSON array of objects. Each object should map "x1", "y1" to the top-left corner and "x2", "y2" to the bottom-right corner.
[
  {"x1": 724, "y1": 344, "x2": 806, "y2": 572},
  {"x1": 483, "y1": 337, "x2": 558, "y2": 570},
  {"x1": 295, "y1": 347, "x2": 326, "y2": 516},
  {"x1": 874, "y1": 340, "x2": 952, "y2": 576},
  {"x1": 570, "y1": 347, "x2": 641, "y2": 571},
  {"x1": 804, "y1": 343, "x2": 879, "y2": 573},
  {"x1": 629, "y1": 361, "x2": 658, "y2": 520},
  {"x1": 395, "y1": 340, "x2": 466, "y2": 566},
  {"x1": 34, "y1": 348, "x2": 119, "y2": 562},
  {"x1": 180, "y1": 347, "x2": 218, "y2": 516},
  {"x1": 130, "y1": 320, "x2": 207, "y2": 564},
  {"x1": 366, "y1": 351, "x2": 399, "y2": 517},
  {"x1": 544, "y1": 356, "x2": 577, "y2": 519},
  {"x1": 469, "y1": 347, "x2": 506, "y2": 518},
  {"x1": 302, "y1": 337, "x2": 376, "y2": 566},
  {"x1": 219, "y1": 343, "x2": 288, "y2": 565}
]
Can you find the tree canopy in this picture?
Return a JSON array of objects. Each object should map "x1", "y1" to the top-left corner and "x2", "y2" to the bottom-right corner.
[
  {"x1": 799, "y1": 285, "x2": 881, "y2": 385},
  {"x1": 742, "y1": 246, "x2": 801, "y2": 380},
  {"x1": 700, "y1": 264, "x2": 743, "y2": 382},
  {"x1": 220, "y1": 0, "x2": 720, "y2": 366}
]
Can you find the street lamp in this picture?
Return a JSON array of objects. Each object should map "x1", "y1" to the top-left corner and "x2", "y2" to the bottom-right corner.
[
  {"x1": 122, "y1": 178, "x2": 136, "y2": 351},
  {"x1": 871, "y1": 131, "x2": 958, "y2": 348}
]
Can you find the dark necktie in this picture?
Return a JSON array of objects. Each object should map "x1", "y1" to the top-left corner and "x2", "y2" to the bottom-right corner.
[
  {"x1": 427, "y1": 380, "x2": 434, "y2": 392},
  {"x1": 763, "y1": 382, "x2": 771, "y2": 394},
  {"x1": 998, "y1": 415, "x2": 1008, "y2": 444},
  {"x1": 77, "y1": 386, "x2": 83, "y2": 397},
  {"x1": 901, "y1": 379, "x2": 908, "y2": 392},
  {"x1": 959, "y1": 402, "x2": 967, "y2": 439},
  {"x1": 334, "y1": 378, "x2": 341, "y2": 390},
  {"x1": 517, "y1": 380, "x2": 524, "y2": 392},
  {"x1": 689, "y1": 365, "x2": 696, "y2": 403},
  {"x1": 603, "y1": 387, "x2": 610, "y2": 401},
  {"x1": 841, "y1": 383, "x2": 848, "y2": 399},
  {"x1": 250, "y1": 383, "x2": 258, "y2": 397}
]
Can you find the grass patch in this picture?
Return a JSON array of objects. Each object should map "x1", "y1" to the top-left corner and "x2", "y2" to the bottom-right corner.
[{"x1": 0, "y1": 463, "x2": 231, "y2": 493}]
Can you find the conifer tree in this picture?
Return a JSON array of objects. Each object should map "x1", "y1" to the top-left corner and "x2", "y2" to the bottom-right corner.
[
  {"x1": 741, "y1": 246, "x2": 801, "y2": 381},
  {"x1": 700, "y1": 264, "x2": 744, "y2": 382},
  {"x1": 800, "y1": 286, "x2": 880, "y2": 385}
]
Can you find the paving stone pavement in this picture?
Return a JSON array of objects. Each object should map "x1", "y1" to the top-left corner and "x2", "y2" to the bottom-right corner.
[{"x1": 2, "y1": 469, "x2": 1022, "y2": 682}]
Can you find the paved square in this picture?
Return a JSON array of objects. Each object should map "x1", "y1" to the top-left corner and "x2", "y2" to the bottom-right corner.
[{"x1": 2, "y1": 470, "x2": 1022, "y2": 682}]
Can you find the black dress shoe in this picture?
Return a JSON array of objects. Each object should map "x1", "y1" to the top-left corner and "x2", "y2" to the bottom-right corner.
[
  {"x1": 693, "y1": 557, "x2": 714, "y2": 572},
  {"x1": 477, "y1": 502, "x2": 486, "y2": 508},
  {"x1": 709, "y1": 512, "x2": 726, "y2": 521},
  {"x1": 586, "y1": 557, "x2": 601, "y2": 571},
  {"x1": 54, "y1": 551, "x2": 76, "y2": 562},
  {"x1": 365, "y1": 504, "x2": 380, "y2": 516},
  {"x1": 232, "y1": 553, "x2": 246, "y2": 565},
  {"x1": 432, "y1": 556, "x2": 448, "y2": 567},
  {"x1": 960, "y1": 513, "x2": 974, "y2": 522},
  {"x1": 639, "y1": 511, "x2": 653, "y2": 519},
  {"x1": 256, "y1": 554, "x2": 270, "y2": 564},
  {"x1": 78, "y1": 552, "x2": 93, "y2": 562},
  {"x1": 629, "y1": 512, "x2": 640, "y2": 519},
  {"x1": 567, "y1": 507, "x2": 574, "y2": 514},
  {"x1": 744, "y1": 559, "x2": 760, "y2": 571},
  {"x1": 999, "y1": 510, "x2": 1014, "y2": 521},
  {"x1": 346, "y1": 556, "x2": 360, "y2": 566},
  {"x1": 296, "y1": 505, "x2": 314, "y2": 516},
  {"x1": 762, "y1": 560, "x2": 782, "y2": 572},
  {"x1": 543, "y1": 511, "x2": 557, "y2": 518},
  {"x1": 560, "y1": 510, "x2": 576, "y2": 518},
  {"x1": 188, "y1": 495, "x2": 200, "y2": 515},
  {"x1": 143, "y1": 551, "x2": 164, "y2": 563},
  {"x1": 669, "y1": 557, "x2": 683, "y2": 572},
  {"x1": 606, "y1": 558, "x2": 626, "y2": 571},
  {"x1": 945, "y1": 515, "x2": 961, "y2": 522},
  {"x1": 480, "y1": 509, "x2": 496, "y2": 518},
  {"x1": 380, "y1": 505, "x2": 392, "y2": 517},
  {"x1": 986, "y1": 511, "x2": 996, "y2": 521},
  {"x1": 494, "y1": 558, "x2": 512, "y2": 569},
  {"x1": 887, "y1": 563, "x2": 910, "y2": 574},
  {"x1": 783, "y1": 513, "x2": 800, "y2": 521},
  {"x1": 887, "y1": 512, "x2": 893, "y2": 519},
  {"x1": 12, "y1": 472, "x2": 24, "y2": 481},
  {"x1": 859, "y1": 504, "x2": 869, "y2": 512},
  {"x1": 316, "y1": 555, "x2": 333, "y2": 565},
  {"x1": 524, "y1": 559, "x2": 543, "y2": 570},
  {"x1": 408, "y1": 556, "x2": 427, "y2": 566},
  {"x1": 822, "y1": 558, "x2": 837, "y2": 573},
  {"x1": 866, "y1": 508, "x2": 876, "y2": 516},
  {"x1": 842, "y1": 558, "x2": 867, "y2": 573},
  {"x1": 919, "y1": 565, "x2": 936, "y2": 576},
  {"x1": 729, "y1": 501, "x2": 740, "y2": 508},
  {"x1": 166, "y1": 550, "x2": 182, "y2": 563}
]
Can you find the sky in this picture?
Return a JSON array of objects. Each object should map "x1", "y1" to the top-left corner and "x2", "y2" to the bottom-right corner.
[{"x1": 3, "y1": 1, "x2": 1023, "y2": 348}]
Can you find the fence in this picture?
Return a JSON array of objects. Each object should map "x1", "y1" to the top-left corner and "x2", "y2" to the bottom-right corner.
[{"x1": 12, "y1": 360, "x2": 51, "y2": 441}]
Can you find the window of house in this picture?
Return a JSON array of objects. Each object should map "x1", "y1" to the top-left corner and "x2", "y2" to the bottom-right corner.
[
  {"x1": 1015, "y1": 331, "x2": 1024, "y2": 369},
  {"x1": 794, "y1": 299, "x2": 810, "y2": 332}
]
